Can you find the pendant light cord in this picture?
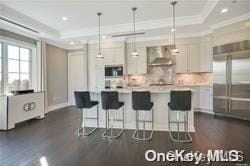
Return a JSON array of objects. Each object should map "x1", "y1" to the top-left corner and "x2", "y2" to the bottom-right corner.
[
  {"x1": 172, "y1": 2, "x2": 176, "y2": 48},
  {"x1": 132, "y1": 7, "x2": 137, "y2": 52},
  {"x1": 97, "y1": 12, "x2": 102, "y2": 54}
]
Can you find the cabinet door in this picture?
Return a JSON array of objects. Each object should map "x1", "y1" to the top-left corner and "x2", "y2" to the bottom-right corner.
[
  {"x1": 188, "y1": 45, "x2": 199, "y2": 73},
  {"x1": 200, "y1": 87, "x2": 213, "y2": 110},
  {"x1": 126, "y1": 47, "x2": 137, "y2": 74},
  {"x1": 88, "y1": 49, "x2": 97, "y2": 90},
  {"x1": 175, "y1": 45, "x2": 188, "y2": 73},
  {"x1": 114, "y1": 48, "x2": 124, "y2": 65},
  {"x1": 199, "y1": 41, "x2": 213, "y2": 72},
  {"x1": 103, "y1": 48, "x2": 114, "y2": 65},
  {"x1": 136, "y1": 47, "x2": 147, "y2": 74}
]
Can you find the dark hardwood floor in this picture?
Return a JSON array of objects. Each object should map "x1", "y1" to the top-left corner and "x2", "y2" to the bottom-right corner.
[{"x1": 0, "y1": 106, "x2": 250, "y2": 166}]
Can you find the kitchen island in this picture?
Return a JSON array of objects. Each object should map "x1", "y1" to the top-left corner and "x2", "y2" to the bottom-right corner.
[{"x1": 84, "y1": 88, "x2": 195, "y2": 132}]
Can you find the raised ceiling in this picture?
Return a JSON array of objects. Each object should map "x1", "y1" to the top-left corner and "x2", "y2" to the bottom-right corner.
[{"x1": 1, "y1": 0, "x2": 250, "y2": 47}]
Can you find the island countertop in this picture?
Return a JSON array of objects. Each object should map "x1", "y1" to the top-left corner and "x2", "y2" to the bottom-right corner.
[{"x1": 90, "y1": 87, "x2": 194, "y2": 94}]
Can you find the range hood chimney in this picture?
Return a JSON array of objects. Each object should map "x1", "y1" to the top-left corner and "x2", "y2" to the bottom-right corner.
[{"x1": 150, "y1": 46, "x2": 174, "y2": 66}]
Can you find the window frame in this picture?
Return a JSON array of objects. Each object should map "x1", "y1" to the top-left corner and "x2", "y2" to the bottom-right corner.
[{"x1": 0, "y1": 37, "x2": 36, "y2": 94}]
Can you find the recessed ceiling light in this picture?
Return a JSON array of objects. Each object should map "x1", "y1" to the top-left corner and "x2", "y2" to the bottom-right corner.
[
  {"x1": 62, "y1": 16, "x2": 68, "y2": 21},
  {"x1": 102, "y1": 35, "x2": 107, "y2": 39},
  {"x1": 69, "y1": 42, "x2": 74, "y2": 45},
  {"x1": 221, "y1": 8, "x2": 228, "y2": 13},
  {"x1": 171, "y1": 28, "x2": 175, "y2": 32}
]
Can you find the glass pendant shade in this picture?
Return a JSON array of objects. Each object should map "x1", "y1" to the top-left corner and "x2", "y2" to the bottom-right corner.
[
  {"x1": 96, "y1": 51, "x2": 104, "y2": 59},
  {"x1": 131, "y1": 50, "x2": 139, "y2": 57},
  {"x1": 171, "y1": 47, "x2": 179, "y2": 55}
]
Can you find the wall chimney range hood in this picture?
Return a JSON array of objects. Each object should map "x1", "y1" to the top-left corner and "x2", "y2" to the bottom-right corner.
[{"x1": 150, "y1": 46, "x2": 175, "y2": 66}]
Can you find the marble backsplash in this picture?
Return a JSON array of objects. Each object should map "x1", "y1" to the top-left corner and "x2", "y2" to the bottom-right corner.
[{"x1": 126, "y1": 73, "x2": 212, "y2": 86}]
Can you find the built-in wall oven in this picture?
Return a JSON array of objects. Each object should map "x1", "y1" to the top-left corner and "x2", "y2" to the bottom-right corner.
[{"x1": 105, "y1": 65, "x2": 123, "y2": 78}]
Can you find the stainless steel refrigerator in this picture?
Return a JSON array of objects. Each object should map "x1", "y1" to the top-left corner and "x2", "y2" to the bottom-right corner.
[{"x1": 213, "y1": 40, "x2": 250, "y2": 120}]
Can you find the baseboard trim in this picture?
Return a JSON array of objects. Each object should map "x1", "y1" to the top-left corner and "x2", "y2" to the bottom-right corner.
[
  {"x1": 48, "y1": 102, "x2": 69, "y2": 112},
  {"x1": 195, "y1": 109, "x2": 214, "y2": 115}
]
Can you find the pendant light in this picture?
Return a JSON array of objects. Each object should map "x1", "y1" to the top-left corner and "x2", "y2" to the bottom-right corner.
[
  {"x1": 96, "y1": 12, "x2": 104, "y2": 59},
  {"x1": 170, "y1": 1, "x2": 179, "y2": 55},
  {"x1": 131, "y1": 7, "x2": 139, "y2": 58}
]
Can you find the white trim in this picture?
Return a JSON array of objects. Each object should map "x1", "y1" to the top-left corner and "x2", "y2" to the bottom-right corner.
[
  {"x1": 200, "y1": 0, "x2": 220, "y2": 21},
  {"x1": 126, "y1": 30, "x2": 212, "y2": 43},
  {"x1": 0, "y1": 5, "x2": 59, "y2": 39},
  {"x1": 195, "y1": 109, "x2": 214, "y2": 115},
  {"x1": 47, "y1": 102, "x2": 69, "y2": 112},
  {"x1": 210, "y1": 13, "x2": 250, "y2": 30},
  {"x1": 42, "y1": 38, "x2": 66, "y2": 49}
]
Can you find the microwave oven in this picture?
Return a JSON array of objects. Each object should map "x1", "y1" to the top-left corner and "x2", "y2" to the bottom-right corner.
[{"x1": 105, "y1": 65, "x2": 123, "y2": 77}]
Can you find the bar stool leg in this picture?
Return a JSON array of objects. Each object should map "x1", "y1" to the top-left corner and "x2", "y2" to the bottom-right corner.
[
  {"x1": 75, "y1": 105, "x2": 99, "y2": 136},
  {"x1": 132, "y1": 109, "x2": 153, "y2": 141},
  {"x1": 102, "y1": 107, "x2": 125, "y2": 139},
  {"x1": 169, "y1": 110, "x2": 192, "y2": 143},
  {"x1": 75, "y1": 109, "x2": 83, "y2": 136}
]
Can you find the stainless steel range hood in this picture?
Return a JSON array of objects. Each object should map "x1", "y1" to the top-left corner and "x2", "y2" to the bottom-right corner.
[{"x1": 150, "y1": 46, "x2": 174, "y2": 66}]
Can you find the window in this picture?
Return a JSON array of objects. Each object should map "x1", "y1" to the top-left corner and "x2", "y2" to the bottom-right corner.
[
  {"x1": 0, "y1": 39, "x2": 37, "y2": 95},
  {"x1": 7, "y1": 45, "x2": 32, "y2": 92}
]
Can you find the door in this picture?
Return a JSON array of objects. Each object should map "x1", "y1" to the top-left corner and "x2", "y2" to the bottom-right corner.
[
  {"x1": 213, "y1": 54, "x2": 229, "y2": 113},
  {"x1": 229, "y1": 49, "x2": 250, "y2": 119},
  {"x1": 68, "y1": 52, "x2": 87, "y2": 105}
]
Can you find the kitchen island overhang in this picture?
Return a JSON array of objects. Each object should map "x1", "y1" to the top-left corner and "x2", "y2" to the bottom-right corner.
[{"x1": 79, "y1": 89, "x2": 195, "y2": 132}]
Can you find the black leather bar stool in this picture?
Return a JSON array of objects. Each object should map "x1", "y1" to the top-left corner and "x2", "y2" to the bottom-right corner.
[
  {"x1": 132, "y1": 91, "x2": 154, "y2": 141},
  {"x1": 168, "y1": 90, "x2": 192, "y2": 143},
  {"x1": 74, "y1": 91, "x2": 99, "y2": 136},
  {"x1": 101, "y1": 91, "x2": 125, "y2": 139}
]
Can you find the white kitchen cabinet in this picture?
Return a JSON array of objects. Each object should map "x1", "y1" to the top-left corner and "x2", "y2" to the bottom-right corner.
[
  {"x1": 199, "y1": 40, "x2": 213, "y2": 72},
  {"x1": 188, "y1": 45, "x2": 199, "y2": 73},
  {"x1": 126, "y1": 47, "x2": 147, "y2": 75},
  {"x1": 176, "y1": 43, "x2": 212, "y2": 73},
  {"x1": 88, "y1": 49, "x2": 105, "y2": 90},
  {"x1": 103, "y1": 47, "x2": 125, "y2": 65},
  {"x1": 103, "y1": 48, "x2": 114, "y2": 64},
  {"x1": 175, "y1": 45, "x2": 188, "y2": 73},
  {"x1": 114, "y1": 47, "x2": 125, "y2": 65},
  {"x1": 197, "y1": 86, "x2": 213, "y2": 111}
]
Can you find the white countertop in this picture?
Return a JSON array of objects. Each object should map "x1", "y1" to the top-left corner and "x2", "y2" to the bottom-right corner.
[{"x1": 90, "y1": 87, "x2": 194, "y2": 94}]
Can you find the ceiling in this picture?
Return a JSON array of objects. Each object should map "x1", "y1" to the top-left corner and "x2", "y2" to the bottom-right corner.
[{"x1": 1, "y1": 0, "x2": 250, "y2": 47}]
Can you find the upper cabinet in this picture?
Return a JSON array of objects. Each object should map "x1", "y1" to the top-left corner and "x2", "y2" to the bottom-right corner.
[
  {"x1": 175, "y1": 45, "x2": 188, "y2": 73},
  {"x1": 126, "y1": 46, "x2": 147, "y2": 75},
  {"x1": 175, "y1": 38, "x2": 213, "y2": 73},
  {"x1": 188, "y1": 45, "x2": 199, "y2": 72},
  {"x1": 199, "y1": 38, "x2": 213, "y2": 72},
  {"x1": 176, "y1": 44, "x2": 199, "y2": 73},
  {"x1": 103, "y1": 46, "x2": 125, "y2": 65}
]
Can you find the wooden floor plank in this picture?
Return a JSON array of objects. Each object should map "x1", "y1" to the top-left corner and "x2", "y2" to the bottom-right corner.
[{"x1": 0, "y1": 106, "x2": 249, "y2": 166}]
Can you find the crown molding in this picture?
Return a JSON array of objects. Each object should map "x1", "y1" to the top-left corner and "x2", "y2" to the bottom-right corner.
[
  {"x1": 210, "y1": 13, "x2": 250, "y2": 30},
  {"x1": 0, "y1": 4, "x2": 60, "y2": 40},
  {"x1": 126, "y1": 30, "x2": 212, "y2": 43},
  {"x1": 42, "y1": 38, "x2": 67, "y2": 49},
  {"x1": 87, "y1": 36, "x2": 126, "y2": 44},
  {"x1": 200, "y1": 0, "x2": 220, "y2": 21}
]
